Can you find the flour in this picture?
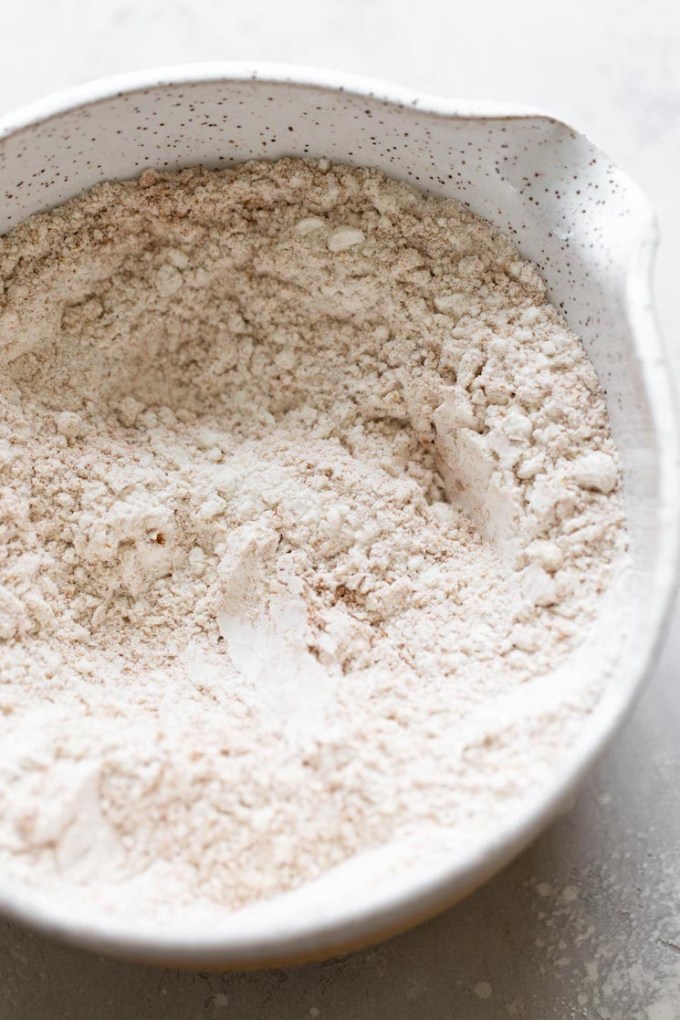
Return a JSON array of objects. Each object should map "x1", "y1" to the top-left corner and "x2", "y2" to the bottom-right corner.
[{"x1": 0, "y1": 159, "x2": 627, "y2": 925}]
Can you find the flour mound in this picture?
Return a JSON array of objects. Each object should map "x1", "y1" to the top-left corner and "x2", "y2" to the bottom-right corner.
[{"x1": 0, "y1": 160, "x2": 626, "y2": 924}]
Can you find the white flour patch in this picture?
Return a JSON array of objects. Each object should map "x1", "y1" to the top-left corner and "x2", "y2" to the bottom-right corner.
[
  {"x1": 524, "y1": 840, "x2": 680, "y2": 1020},
  {"x1": 0, "y1": 159, "x2": 627, "y2": 924}
]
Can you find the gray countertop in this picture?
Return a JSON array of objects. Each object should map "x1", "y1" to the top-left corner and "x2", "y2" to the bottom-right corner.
[{"x1": 1, "y1": 0, "x2": 679, "y2": 1015}]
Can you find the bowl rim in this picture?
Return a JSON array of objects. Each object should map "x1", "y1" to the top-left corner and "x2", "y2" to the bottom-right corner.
[
  {"x1": 0, "y1": 61, "x2": 555, "y2": 142},
  {"x1": 0, "y1": 62, "x2": 678, "y2": 967}
]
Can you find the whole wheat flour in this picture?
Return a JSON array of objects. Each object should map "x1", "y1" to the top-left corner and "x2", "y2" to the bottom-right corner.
[{"x1": 0, "y1": 159, "x2": 627, "y2": 925}]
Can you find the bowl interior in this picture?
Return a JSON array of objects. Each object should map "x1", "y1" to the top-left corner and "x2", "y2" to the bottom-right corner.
[{"x1": 0, "y1": 69, "x2": 675, "y2": 965}]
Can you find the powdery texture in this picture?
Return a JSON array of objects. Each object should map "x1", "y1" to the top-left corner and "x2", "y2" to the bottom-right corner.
[{"x1": 0, "y1": 160, "x2": 627, "y2": 924}]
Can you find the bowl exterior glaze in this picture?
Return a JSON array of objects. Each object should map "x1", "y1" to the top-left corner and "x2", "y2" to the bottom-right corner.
[{"x1": 0, "y1": 64, "x2": 677, "y2": 967}]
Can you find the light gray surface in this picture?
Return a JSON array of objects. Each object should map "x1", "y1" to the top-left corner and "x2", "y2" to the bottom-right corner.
[{"x1": 0, "y1": 0, "x2": 679, "y2": 1016}]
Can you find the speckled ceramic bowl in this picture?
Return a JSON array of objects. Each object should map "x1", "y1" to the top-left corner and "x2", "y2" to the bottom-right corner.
[{"x1": 0, "y1": 64, "x2": 677, "y2": 968}]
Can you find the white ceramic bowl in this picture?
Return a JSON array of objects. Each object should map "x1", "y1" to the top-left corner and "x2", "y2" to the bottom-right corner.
[{"x1": 0, "y1": 64, "x2": 677, "y2": 968}]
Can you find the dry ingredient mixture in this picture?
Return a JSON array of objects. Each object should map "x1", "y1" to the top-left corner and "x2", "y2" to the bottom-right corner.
[{"x1": 0, "y1": 159, "x2": 627, "y2": 924}]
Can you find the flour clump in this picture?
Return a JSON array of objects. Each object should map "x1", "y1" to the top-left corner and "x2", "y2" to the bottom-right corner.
[{"x1": 0, "y1": 160, "x2": 627, "y2": 924}]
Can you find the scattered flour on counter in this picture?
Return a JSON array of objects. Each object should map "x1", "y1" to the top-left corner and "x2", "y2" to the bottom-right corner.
[
  {"x1": 0, "y1": 159, "x2": 627, "y2": 924},
  {"x1": 522, "y1": 841, "x2": 680, "y2": 1020}
]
